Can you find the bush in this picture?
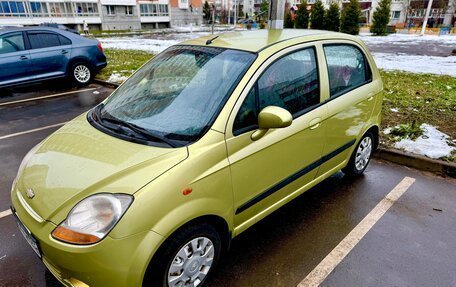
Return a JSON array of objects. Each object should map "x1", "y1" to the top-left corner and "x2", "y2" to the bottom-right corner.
[
  {"x1": 284, "y1": 11, "x2": 295, "y2": 28},
  {"x1": 310, "y1": 0, "x2": 325, "y2": 29},
  {"x1": 370, "y1": 0, "x2": 391, "y2": 35},
  {"x1": 295, "y1": 0, "x2": 310, "y2": 29},
  {"x1": 324, "y1": 2, "x2": 340, "y2": 31},
  {"x1": 340, "y1": 0, "x2": 361, "y2": 35}
]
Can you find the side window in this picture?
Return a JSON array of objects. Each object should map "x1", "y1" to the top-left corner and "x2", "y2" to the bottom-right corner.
[
  {"x1": 323, "y1": 44, "x2": 372, "y2": 97},
  {"x1": 233, "y1": 87, "x2": 257, "y2": 135},
  {"x1": 59, "y1": 35, "x2": 72, "y2": 46},
  {"x1": 257, "y1": 48, "x2": 319, "y2": 116},
  {"x1": 233, "y1": 47, "x2": 320, "y2": 135},
  {"x1": 28, "y1": 33, "x2": 60, "y2": 49},
  {"x1": 0, "y1": 32, "x2": 25, "y2": 54}
]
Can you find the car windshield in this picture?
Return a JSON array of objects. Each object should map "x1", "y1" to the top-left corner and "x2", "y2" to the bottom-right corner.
[{"x1": 97, "y1": 45, "x2": 255, "y2": 146}]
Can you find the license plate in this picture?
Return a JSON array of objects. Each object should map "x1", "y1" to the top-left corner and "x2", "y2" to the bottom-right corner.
[{"x1": 14, "y1": 213, "x2": 42, "y2": 258}]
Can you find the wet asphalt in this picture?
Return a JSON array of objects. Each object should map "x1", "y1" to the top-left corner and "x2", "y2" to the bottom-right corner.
[{"x1": 0, "y1": 84, "x2": 455, "y2": 287}]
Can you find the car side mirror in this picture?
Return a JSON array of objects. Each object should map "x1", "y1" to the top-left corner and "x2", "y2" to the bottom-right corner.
[{"x1": 251, "y1": 106, "x2": 292, "y2": 141}]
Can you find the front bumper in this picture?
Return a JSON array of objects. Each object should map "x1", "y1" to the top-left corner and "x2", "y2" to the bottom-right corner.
[{"x1": 11, "y1": 190, "x2": 163, "y2": 287}]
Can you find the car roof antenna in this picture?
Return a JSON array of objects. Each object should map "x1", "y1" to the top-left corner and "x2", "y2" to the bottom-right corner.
[{"x1": 206, "y1": 35, "x2": 219, "y2": 45}]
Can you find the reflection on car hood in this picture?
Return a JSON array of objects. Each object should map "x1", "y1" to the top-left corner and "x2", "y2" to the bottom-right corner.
[{"x1": 15, "y1": 114, "x2": 188, "y2": 222}]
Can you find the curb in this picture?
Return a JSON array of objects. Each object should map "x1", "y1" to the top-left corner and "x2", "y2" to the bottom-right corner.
[
  {"x1": 374, "y1": 148, "x2": 456, "y2": 178},
  {"x1": 94, "y1": 78, "x2": 119, "y2": 88},
  {"x1": 91, "y1": 79, "x2": 456, "y2": 179}
]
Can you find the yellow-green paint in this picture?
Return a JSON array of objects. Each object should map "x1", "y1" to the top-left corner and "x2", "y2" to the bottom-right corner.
[{"x1": 11, "y1": 30, "x2": 383, "y2": 287}]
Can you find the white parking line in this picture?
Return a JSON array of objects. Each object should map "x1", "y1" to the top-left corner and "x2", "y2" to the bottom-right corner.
[
  {"x1": 0, "y1": 88, "x2": 95, "y2": 107},
  {"x1": 0, "y1": 209, "x2": 12, "y2": 219},
  {"x1": 297, "y1": 176, "x2": 416, "y2": 287},
  {"x1": 0, "y1": 122, "x2": 67, "y2": 140}
]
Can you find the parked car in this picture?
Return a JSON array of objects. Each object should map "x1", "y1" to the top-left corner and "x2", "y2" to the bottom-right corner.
[
  {"x1": 11, "y1": 30, "x2": 383, "y2": 287},
  {"x1": 0, "y1": 27, "x2": 106, "y2": 89},
  {"x1": 39, "y1": 23, "x2": 80, "y2": 35}
]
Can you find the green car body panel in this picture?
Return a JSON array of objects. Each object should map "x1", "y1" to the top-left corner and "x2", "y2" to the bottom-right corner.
[{"x1": 11, "y1": 29, "x2": 383, "y2": 287}]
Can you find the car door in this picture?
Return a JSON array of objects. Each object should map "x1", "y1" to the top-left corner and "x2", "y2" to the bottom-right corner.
[
  {"x1": 225, "y1": 45, "x2": 327, "y2": 235},
  {"x1": 0, "y1": 32, "x2": 32, "y2": 87},
  {"x1": 315, "y1": 42, "x2": 378, "y2": 178},
  {"x1": 26, "y1": 31, "x2": 72, "y2": 79}
]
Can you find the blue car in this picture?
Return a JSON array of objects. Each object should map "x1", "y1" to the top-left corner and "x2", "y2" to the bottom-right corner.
[{"x1": 0, "y1": 27, "x2": 106, "y2": 89}]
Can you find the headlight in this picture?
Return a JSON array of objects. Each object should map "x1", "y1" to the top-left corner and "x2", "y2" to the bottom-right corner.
[{"x1": 52, "y1": 193, "x2": 133, "y2": 245}]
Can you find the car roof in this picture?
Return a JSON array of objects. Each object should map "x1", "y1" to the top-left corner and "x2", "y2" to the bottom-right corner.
[
  {"x1": 0, "y1": 26, "x2": 64, "y2": 34},
  {"x1": 181, "y1": 29, "x2": 358, "y2": 53}
]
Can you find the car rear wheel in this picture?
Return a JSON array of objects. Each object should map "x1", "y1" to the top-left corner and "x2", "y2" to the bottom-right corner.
[
  {"x1": 343, "y1": 131, "x2": 374, "y2": 176},
  {"x1": 144, "y1": 224, "x2": 221, "y2": 287},
  {"x1": 71, "y1": 62, "x2": 92, "y2": 87}
]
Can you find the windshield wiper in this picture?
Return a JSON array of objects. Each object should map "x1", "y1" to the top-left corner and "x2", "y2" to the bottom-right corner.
[{"x1": 93, "y1": 107, "x2": 176, "y2": 148}]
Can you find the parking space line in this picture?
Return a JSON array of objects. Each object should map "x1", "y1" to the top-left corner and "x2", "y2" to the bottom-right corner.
[
  {"x1": 0, "y1": 209, "x2": 12, "y2": 219},
  {"x1": 297, "y1": 176, "x2": 416, "y2": 287},
  {"x1": 0, "y1": 88, "x2": 95, "y2": 107},
  {"x1": 0, "y1": 122, "x2": 67, "y2": 140}
]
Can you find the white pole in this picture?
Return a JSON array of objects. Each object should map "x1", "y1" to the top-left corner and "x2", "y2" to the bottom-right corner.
[
  {"x1": 228, "y1": 0, "x2": 231, "y2": 25},
  {"x1": 420, "y1": 0, "x2": 433, "y2": 35},
  {"x1": 234, "y1": 0, "x2": 237, "y2": 27}
]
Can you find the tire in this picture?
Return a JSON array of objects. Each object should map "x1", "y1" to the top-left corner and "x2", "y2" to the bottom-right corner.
[
  {"x1": 342, "y1": 131, "x2": 374, "y2": 177},
  {"x1": 70, "y1": 62, "x2": 93, "y2": 87},
  {"x1": 144, "y1": 223, "x2": 222, "y2": 287}
]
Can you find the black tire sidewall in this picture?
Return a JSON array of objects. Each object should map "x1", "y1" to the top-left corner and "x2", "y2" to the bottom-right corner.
[
  {"x1": 71, "y1": 62, "x2": 92, "y2": 87},
  {"x1": 343, "y1": 131, "x2": 374, "y2": 176},
  {"x1": 145, "y1": 224, "x2": 222, "y2": 287}
]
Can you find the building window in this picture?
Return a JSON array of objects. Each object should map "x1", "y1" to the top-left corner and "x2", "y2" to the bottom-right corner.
[
  {"x1": 29, "y1": 2, "x2": 49, "y2": 17},
  {"x1": 139, "y1": 4, "x2": 169, "y2": 16},
  {"x1": 107, "y1": 5, "x2": 115, "y2": 15},
  {"x1": 0, "y1": 1, "x2": 27, "y2": 17},
  {"x1": 391, "y1": 10, "x2": 400, "y2": 19},
  {"x1": 74, "y1": 2, "x2": 98, "y2": 16},
  {"x1": 125, "y1": 5, "x2": 133, "y2": 15}
]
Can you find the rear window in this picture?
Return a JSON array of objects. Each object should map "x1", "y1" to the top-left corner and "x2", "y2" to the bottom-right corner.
[
  {"x1": 28, "y1": 32, "x2": 60, "y2": 49},
  {"x1": 323, "y1": 44, "x2": 372, "y2": 97},
  {"x1": 59, "y1": 35, "x2": 72, "y2": 45}
]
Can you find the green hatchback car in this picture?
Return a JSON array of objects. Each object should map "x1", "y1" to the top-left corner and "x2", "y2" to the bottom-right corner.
[{"x1": 11, "y1": 30, "x2": 383, "y2": 287}]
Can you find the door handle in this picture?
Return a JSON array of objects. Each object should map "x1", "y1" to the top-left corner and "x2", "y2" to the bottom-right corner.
[
  {"x1": 309, "y1": 118, "x2": 321, "y2": 130},
  {"x1": 61, "y1": 50, "x2": 69, "y2": 54},
  {"x1": 367, "y1": 92, "x2": 374, "y2": 102},
  {"x1": 19, "y1": 55, "x2": 28, "y2": 60}
]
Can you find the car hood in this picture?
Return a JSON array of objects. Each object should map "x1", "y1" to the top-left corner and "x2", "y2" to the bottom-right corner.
[{"x1": 15, "y1": 114, "x2": 188, "y2": 222}]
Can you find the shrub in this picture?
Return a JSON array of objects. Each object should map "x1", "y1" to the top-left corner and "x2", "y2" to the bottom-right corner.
[
  {"x1": 284, "y1": 11, "x2": 294, "y2": 28},
  {"x1": 340, "y1": 0, "x2": 361, "y2": 35},
  {"x1": 370, "y1": 0, "x2": 392, "y2": 35},
  {"x1": 295, "y1": 0, "x2": 310, "y2": 29},
  {"x1": 324, "y1": 2, "x2": 340, "y2": 31},
  {"x1": 310, "y1": 0, "x2": 325, "y2": 29}
]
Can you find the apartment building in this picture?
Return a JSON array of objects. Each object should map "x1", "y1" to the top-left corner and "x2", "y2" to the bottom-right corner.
[
  {"x1": 169, "y1": 0, "x2": 202, "y2": 26},
  {"x1": 287, "y1": 0, "x2": 454, "y2": 27},
  {"x1": 0, "y1": 0, "x2": 171, "y2": 30}
]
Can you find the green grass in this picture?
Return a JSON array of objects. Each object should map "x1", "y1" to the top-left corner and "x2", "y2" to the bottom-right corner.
[
  {"x1": 96, "y1": 51, "x2": 456, "y2": 160},
  {"x1": 380, "y1": 71, "x2": 456, "y2": 140},
  {"x1": 97, "y1": 49, "x2": 154, "y2": 81}
]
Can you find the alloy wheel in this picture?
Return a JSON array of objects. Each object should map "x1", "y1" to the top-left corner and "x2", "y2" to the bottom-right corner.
[
  {"x1": 167, "y1": 237, "x2": 215, "y2": 287},
  {"x1": 355, "y1": 136, "x2": 372, "y2": 171},
  {"x1": 74, "y1": 65, "x2": 91, "y2": 83}
]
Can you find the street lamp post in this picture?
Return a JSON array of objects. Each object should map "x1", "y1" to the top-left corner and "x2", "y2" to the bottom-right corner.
[{"x1": 421, "y1": 0, "x2": 433, "y2": 35}]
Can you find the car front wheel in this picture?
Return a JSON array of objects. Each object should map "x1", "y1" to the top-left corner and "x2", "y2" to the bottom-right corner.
[
  {"x1": 144, "y1": 224, "x2": 221, "y2": 287},
  {"x1": 71, "y1": 62, "x2": 92, "y2": 87}
]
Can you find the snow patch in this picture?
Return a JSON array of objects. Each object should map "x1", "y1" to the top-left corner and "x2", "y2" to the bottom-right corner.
[
  {"x1": 394, "y1": 124, "x2": 455, "y2": 159},
  {"x1": 107, "y1": 73, "x2": 128, "y2": 84},
  {"x1": 371, "y1": 53, "x2": 456, "y2": 77}
]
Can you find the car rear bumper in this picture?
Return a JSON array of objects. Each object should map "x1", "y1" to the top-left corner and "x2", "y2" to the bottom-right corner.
[{"x1": 11, "y1": 188, "x2": 163, "y2": 287}]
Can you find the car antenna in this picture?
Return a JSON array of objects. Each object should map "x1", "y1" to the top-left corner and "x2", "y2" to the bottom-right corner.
[{"x1": 206, "y1": 35, "x2": 219, "y2": 45}]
